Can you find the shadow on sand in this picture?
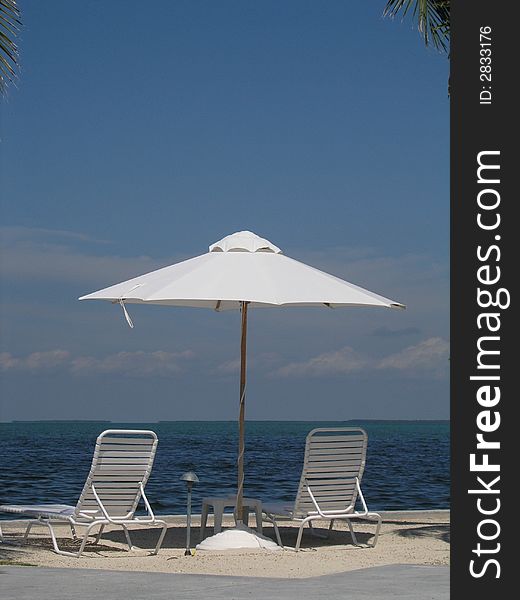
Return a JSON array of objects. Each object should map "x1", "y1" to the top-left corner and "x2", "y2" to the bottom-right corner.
[
  {"x1": 100, "y1": 524, "x2": 376, "y2": 551},
  {"x1": 395, "y1": 524, "x2": 450, "y2": 544},
  {"x1": 1, "y1": 522, "x2": 380, "y2": 556}
]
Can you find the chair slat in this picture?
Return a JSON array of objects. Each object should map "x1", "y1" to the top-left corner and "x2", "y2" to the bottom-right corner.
[
  {"x1": 92, "y1": 472, "x2": 147, "y2": 477},
  {"x1": 97, "y1": 460, "x2": 149, "y2": 467},
  {"x1": 91, "y1": 475, "x2": 145, "y2": 481},
  {"x1": 82, "y1": 497, "x2": 137, "y2": 504},
  {"x1": 99, "y1": 437, "x2": 155, "y2": 445},
  {"x1": 306, "y1": 466, "x2": 361, "y2": 474},
  {"x1": 297, "y1": 502, "x2": 351, "y2": 512},
  {"x1": 302, "y1": 488, "x2": 355, "y2": 497},
  {"x1": 99, "y1": 451, "x2": 153, "y2": 458},
  {"x1": 308, "y1": 447, "x2": 364, "y2": 456},
  {"x1": 83, "y1": 488, "x2": 138, "y2": 502},
  {"x1": 95, "y1": 462, "x2": 150, "y2": 469},
  {"x1": 307, "y1": 458, "x2": 363, "y2": 467},
  {"x1": 99, "y1": 444, "x2": 154, "y2": 452},
  {"x1": 308, "y1": 435, "x2": 365, "y2": 444},
  {"x1": 88, "y1": 482, "x2": 141, "y2": 489},
  {"x1": 302, "y1": 477, "x2": 358, "y2": 486},
  {"x1": 308, "y1": 440, "x2": 365, "y2": 450}
]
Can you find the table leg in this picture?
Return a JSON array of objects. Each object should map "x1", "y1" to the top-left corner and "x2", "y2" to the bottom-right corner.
[
  {"x1": 214, "y1": 503, "x2": 224, "y2": 534},
  {"x1": 200, "y1": 502, "x2": 209, "y2": 541},
  {"x1": 241, "y1": 506, "x2": 250, "y2": 527}
]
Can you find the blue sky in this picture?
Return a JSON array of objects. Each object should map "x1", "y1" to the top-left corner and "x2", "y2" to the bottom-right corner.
[{"x1": 0, "y1": 1, "x2": 449, "y2": 421}]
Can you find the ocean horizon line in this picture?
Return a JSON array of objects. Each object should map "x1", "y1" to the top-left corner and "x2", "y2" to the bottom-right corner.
[{"x1": 3, "y1": 418, "x2": 450, "y2": 424}]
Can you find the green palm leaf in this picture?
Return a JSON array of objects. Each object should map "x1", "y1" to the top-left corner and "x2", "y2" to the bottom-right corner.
[
  {"x1": 0, "y1": 0, "x2": 21, "y2": 95},
  {"x1": 384, "y1": 0, "x2": 450, "y2": 53}
]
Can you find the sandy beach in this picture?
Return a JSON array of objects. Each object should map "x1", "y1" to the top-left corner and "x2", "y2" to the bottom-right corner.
[{"x1": 0, "y1": 510, "x2": 449, "y2": 579}]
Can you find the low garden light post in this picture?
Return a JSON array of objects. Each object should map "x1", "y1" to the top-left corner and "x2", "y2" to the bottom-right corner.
[{"x1": 180, "y1": 471, "x2": 199, "y2": 555}]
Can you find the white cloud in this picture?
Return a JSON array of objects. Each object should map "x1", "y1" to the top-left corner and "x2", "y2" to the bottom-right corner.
[
  {"x1": 213, "y1": 352, "x2": 281, "y2": 376},
  {"x1": 378, "y1": 337, "x2": 449, "y2": 374},
  {"x1": 272, "y1": 346, "x2": 369, "y2": 378},
  {"x1": 0, "y1": 349, "x2": 195, "y2": 377},
  {"x1": 0, "y1": 350, "x2": 70, "y2": 372},
  {"x1": 270, "y1": 337, "x2": 449, "y2": 379},
  {"x1": 70, "y1": 350, "x2": 195, "y2": 376},
  {"x1": 213, "y1": 357, "x2": 241, "y2": 375},
  {"x1": 0, "y1": 226, "x2": 186, "y2": 285},
  {"x1": 0, "y1": 338, "x2": 449, "y2": 384},
  {"x1": 0, "y1": 226, "x2": 110, "y2": 245}
]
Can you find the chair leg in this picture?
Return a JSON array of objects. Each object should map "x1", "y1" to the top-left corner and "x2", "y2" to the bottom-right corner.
[
  {"x1": 94, "y1": 524, "x2": 105, "y2": 544},
  {"x1": 44, "y1": 521, "x2": 96, "y2": 558},
  {"x1": 346, "y1": 519, "x2": 358, "y2": 545},
  {"x1": 329, "y1": 519, "x2": 335, "y2": 531},
  {"x1": 18, "y1": 518, "x2": 174, "y2": 558},
  {"x1": 263, "y1": 513, "x2": 283, "y2": 547},
  {"x1": 271, "y1": 519, "x2": 283, "y2": 547},
  {"x1": 121, "y1": 524, "x2": 133, "y2": 551},
  {"x1": 295, "y1": 521, "x2": 306, "y2": 551},
  {"x1": 46, "y1": 521, "x2": 68, "y2": 555},
  {"x1": 70, "y1": 523, "x2": 78, "y2": 540},
  {"x1": 24, "y1": 521, "x2": 34, "y2": 540},
  {"x1": 76, "y1": 523, "x2": 99, "y2": 557},
  {"x1": 152, "y1": 521, "x2": 168, "y2": 555},
  {"x1": 367, "y1": 512, "x2": 382, "y2": 548}
]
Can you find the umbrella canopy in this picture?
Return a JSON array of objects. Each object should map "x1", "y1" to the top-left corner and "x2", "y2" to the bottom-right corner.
[
  {"x1": 79, "y1": 231, "x2": 405, "y2": 534},
  {"x1": 80, "y1": 231, "x2": 404, "y2": 311}
]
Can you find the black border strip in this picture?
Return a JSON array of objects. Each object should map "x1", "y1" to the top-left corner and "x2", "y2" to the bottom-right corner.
[{"x1": 451, "y1": 1, "x2": 514, "y2": 596}]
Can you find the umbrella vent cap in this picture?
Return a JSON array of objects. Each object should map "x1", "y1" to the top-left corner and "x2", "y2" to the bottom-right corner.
[{"x1": 209, "y1": 231, "x2": 282, "y2": 254}]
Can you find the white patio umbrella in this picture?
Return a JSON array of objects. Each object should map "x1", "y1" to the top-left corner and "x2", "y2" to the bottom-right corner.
[{"x1": 79, "y1": 231, "x2": 404, "y2": 549}]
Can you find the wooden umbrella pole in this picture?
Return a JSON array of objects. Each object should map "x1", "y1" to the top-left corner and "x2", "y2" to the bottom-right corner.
[{"x1": 236, "y1": 301, "x2": 248, "y2": 524}]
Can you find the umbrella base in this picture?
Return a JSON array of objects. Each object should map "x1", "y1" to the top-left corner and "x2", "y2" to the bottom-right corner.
[{"x1": 196, "y1": 523, "x2": 281, "y2": 551}]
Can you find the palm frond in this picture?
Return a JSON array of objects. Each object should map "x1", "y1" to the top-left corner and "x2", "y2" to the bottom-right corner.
[
  {"x1": 384, "y1": 0, "x2": 450, "y2": 53},
  {"x1": 0, "y1": 0, "x2": 21, "y2": 95}
]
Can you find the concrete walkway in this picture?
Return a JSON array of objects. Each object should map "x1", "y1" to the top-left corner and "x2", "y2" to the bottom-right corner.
[{"x1": 0, "y1": 564, "x2": 449, "y2": 599}]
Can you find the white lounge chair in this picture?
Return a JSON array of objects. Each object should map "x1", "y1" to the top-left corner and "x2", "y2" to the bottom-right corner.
[
  {"x1": 0, "y1": 429, "x2": 168, "y2": 557},
  {"x1": 262, "y1": 427, "x2": 382, "y2": 551}
]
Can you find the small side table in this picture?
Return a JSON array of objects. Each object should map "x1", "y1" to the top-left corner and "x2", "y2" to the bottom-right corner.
[{"x1": 200, "y1": 496, "x2": 263, "y2": 540}]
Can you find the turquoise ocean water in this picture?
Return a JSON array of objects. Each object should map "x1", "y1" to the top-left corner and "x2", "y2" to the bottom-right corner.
[{"x1": 0, "y1": 420, "x2": 449, "y2": 518}]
